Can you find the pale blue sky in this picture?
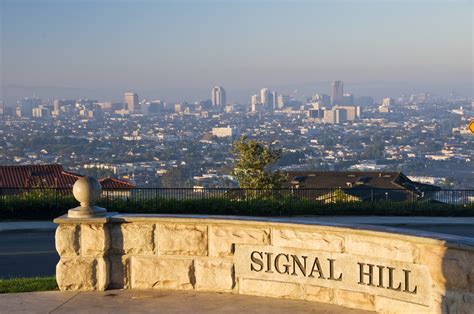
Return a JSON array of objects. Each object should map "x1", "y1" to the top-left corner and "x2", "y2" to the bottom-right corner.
[{"x1": 1, "y1": 0, "x2": 472, "y2": 102}]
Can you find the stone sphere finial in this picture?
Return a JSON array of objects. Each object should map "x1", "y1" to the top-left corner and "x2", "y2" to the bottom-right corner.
[
  {"x1": 73, "y1": 177, "x2": 101, "y2": 207},
  {"x1": 68, "y1": 177, "x2": 107, "y2": 218}
]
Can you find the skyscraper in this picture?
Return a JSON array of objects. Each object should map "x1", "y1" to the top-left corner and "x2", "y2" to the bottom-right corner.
[
  {"x1": 211, "y1": 86, "x2": 226, "y2": 107},
  {"x1": 277, "y1": 94, "x2": 289, "y2": 109},
  {"x1": 271, "y1": 91, "x2": 278, "y2": 109},
  {"x1": 260, "y1": 88, "x2": 270, "y2": 107},
  {"x1": 124, "y1": 92, "x2": 139, "y2": 112},
  {"x1": 331, "y1": 81, "x2": 344, "y2": 106}
]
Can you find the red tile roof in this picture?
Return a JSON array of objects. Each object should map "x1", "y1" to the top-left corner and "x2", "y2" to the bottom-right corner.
[
  {"x1": 99, "y1": 177, "x2": 135, "y2": 189},
  {"x1": 0, "y1": 164, "x2": 81, "y2": 188},
  {"x1": 0, "y1": 165, "x2": 136, "y2": 189}
]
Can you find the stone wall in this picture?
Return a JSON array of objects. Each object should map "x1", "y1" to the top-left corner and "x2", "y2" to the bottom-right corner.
[{"x1": 55, "y1": 214, "x2": 474, "y2": 313}]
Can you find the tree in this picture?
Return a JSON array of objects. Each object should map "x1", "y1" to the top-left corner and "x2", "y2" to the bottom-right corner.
[
  {"x1": 161, "y1": 166, "x2": 192, "y2": 188},
  {"x1": 232, "y1": 136, "x2": 287, "y2": 189}
]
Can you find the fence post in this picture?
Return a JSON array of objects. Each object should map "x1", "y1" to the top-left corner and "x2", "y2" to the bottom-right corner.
[{"x1": 371, "y1": 189, "x2": 374, "y2": 212}]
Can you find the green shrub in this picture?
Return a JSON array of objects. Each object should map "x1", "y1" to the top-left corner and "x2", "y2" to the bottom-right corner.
[{"x1": 1, "y1": 190, "x2": 473, "y2": 220}]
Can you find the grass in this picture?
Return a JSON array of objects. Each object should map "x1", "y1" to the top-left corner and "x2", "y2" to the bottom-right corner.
[{"x1": 0, "y1": 276, "x2": 58, "y2": 294}]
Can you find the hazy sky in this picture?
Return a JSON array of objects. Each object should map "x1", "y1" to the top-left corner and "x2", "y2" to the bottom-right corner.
[{"x1": 1, "y1": 0, "x2": 472, "y2": 103}]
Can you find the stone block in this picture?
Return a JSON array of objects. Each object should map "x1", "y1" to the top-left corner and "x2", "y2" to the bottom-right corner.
[
  {"x1": 240, "y1": 279, "x2": 304, "y2": 299},
  {"x1": 273, "y1": 228, "x2": 344, "y2": 253},
  {"x1": 130, "y1": 256, "x2": 194, "y2": 290},
  {"x1": 347, "y1": 235, "x2": 419, "y2": 262},
  {"x1": 375, "y1": 296, "x2": 434, "y2": 314},
  {"x1": 81, "y1": 224, "x2": 109, "y2": 257},
  {"x1": 110, "y1": 223, "x2": 155, "y2": 255},
  {"x1": 194, "y1": 258, "x2": 234, "y2": 292},
  {"x1": 459, "y1": 293, "x2": 474, "y2": 314},
  {"x1": 420, "y1": 246, "x2": 474, "y2": 291},
  {"x1": 335, "y1": 289, "x2": 375, "y2": 311},
  {"x1": 210, "y1": 226, "x2": 270, "y2": 257},
  {"x1": 157, "y1": 224, "x2": 208, "y2": 256},
  {"x1": 109, "y1": 255, "x2": 130, "y2": 289},
  {"x1": 431, "y1": 289, "x2": 459, "y2": 314},
  {"x1": 55, "y1": 224, "x2": 80, "y2": 256},
  {"x1": 305, "y1": 285, "x2": 334, "y2": 303},
  {"x1": 56, "y1": 257, "x2": 108, "y2": 291}
]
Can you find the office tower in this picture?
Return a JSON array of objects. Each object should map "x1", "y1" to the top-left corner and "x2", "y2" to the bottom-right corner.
[
  {"x1": 260, "y1": 88, "x2": 271, "y2": 106},
  {"x1": 124, "y1": 92, "x2": 139, "y2": 112},
  {"x1": 277, "y1": 94, "x2": 289, "y2": 109},
  {"x1": 20, "y1": 97, "x2": 41, "y2": 117},
  {"x1": 382, "y1": 97, "x2": 394, "y2": 107},
  {"x1": 355, "y1": 96, "x2": 374, "y2": 107},
  {"x1": 268, "y1": 92, "x2": 274, "y2": 109},
  {"x1": 379, "y1": 97, "x2": 394, "y2": 113},
  {"x1": 271, "y1": 91, "x2": 278, "y2": 109},
  {"x1": 342, "y1": 93, "x2": 354, "y2": 106},
  {"x1": 32, "y1": 106, "x2": 49, "y2": 118},
  {"x1": 53, "y1": 99, "x2": 60, "y2": 117},
  {"x1": 331, "y1": 81, "x2": 344, "y2": 106},
  {"x1": 251, "y1": 94, "x2": 260, "y2": 108},
  {"x1": 148, "y1": 100, "x2": 165, "y2": 114},
  {"x1": 313, "y1": 94, "x2": 331, "y2": 107},
  {"x1": 334, "y1": 108, "x2": 347, "y2": 124},
  {"x1": 309, "y1": 108, "x2": 323, "y2": 119},
  {"x1": 323, "y1": 109, "x2": 335, "y2": 124},
  {"x1": 211, "y1": 86, "x2": 226, "y2": 107}
]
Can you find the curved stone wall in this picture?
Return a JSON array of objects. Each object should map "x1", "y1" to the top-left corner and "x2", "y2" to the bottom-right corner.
[{"x1": 54, "y1": 214, "x2": 474, "y2": 313}]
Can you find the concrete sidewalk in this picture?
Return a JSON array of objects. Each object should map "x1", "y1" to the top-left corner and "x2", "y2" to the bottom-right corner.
[
  {"x1": 0, "y1": 289, "x2": 372, "y2": 313},
  {"x1": 1, "y1": 216, "x2": 474, "y2": 232}
]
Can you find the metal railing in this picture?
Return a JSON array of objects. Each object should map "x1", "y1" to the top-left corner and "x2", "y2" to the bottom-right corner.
[{"x1": 1, "y1": 187, "x2": 473, "y2": 219}]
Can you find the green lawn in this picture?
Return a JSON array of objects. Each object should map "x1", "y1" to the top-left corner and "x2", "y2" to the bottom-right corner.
[{"x1": 0, "y1": 276, "x2": 58, "y2": 293}]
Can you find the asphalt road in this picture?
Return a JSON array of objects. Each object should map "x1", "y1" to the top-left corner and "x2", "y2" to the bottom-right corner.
[
  {"x1": 0, "y1": 230, "x2": 58, "y2": 279},
  {"x1": 0, "y1": 226, "x2": 473, "y2": 279}
]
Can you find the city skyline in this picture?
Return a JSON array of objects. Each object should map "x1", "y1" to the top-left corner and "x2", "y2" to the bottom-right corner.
[{"x1": 1, "y1": 0, "x2": 472, "y2": 102}]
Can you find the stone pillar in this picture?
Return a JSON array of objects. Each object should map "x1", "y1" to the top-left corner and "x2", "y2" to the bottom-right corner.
[{"x1": 55, "y1": 177, "x2": 112, "y2": 291}]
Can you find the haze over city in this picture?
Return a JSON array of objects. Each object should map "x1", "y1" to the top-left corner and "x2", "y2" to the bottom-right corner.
[{"x1": 1, "y1": 0, "x2": 473, "y2": 102}]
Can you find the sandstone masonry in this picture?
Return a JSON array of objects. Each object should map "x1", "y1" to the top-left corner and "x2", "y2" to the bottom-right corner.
[{"x1": 55, "y1": 214, "x2": 474, "y2": 313}]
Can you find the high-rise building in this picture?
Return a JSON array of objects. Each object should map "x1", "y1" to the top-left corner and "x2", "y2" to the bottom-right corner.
[
  {"x1": 277, "y1": 95, "x2": 289, "y2": 109},
  {"x1": 211, "y1": 86, "x2": 226, "y2": 107},
  {"x1": 334, "y1": 106, "x2": 359, "y2": 120},
  {"x1": 323, "y1": 109, "x2": 335, "y2": 124},
  {"x1": 334, "y1": 108, "x2": 347, "y2": 124},
  {"x1": 260, "y1": 88, "x2": 271, "y2": 107},
  {"x1": 312, "y1": 94, "x2": 331, "y2": 107},
  {"x1": 271, "y1": 91, "x2": 278, "y2": 109},
  {"x1": 331, "y1": 81, "x2": 344, "y2": 106},
  {"x1": 124, "y1": 92, "x2": 139, "y2": 112},
  {"x1": 20, "y1": 97, "x2": 41, "y2": 117},
  {"x1": 382, "y1": 97, "x2": 394, "y2": 107},
  {"x1": 53, "y1": 99, "x2": 61, "y2": 117},
  {"x1": 251, "y1": 94, "x2": 260, "y2": 106},
  {"x1": 342, "y1": 93, "x2": 354, "y2": 106}
]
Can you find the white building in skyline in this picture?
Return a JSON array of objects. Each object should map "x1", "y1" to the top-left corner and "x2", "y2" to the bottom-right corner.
[
  {"x1": 124, "y1": 92, "x2": 139, "y2": 112},
  {"x1": 211, "y1": 86, "x2": 226, "y2": 107},
  {"x1": 260, "y1": 88, "x2": 271, "y2": 107}
]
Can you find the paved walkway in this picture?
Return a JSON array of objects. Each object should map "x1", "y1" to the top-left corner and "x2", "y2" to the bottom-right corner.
[
  {"x1": 0, "y1": 289, "x2": 372, "y2": 313},
  {"x1": 1, "y1": 216, "x2": 473, "y2": 232}
]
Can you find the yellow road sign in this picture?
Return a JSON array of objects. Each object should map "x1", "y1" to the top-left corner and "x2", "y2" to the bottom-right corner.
[{"x1": 470, "y1": 121, "x2": 474, "y2": 134}]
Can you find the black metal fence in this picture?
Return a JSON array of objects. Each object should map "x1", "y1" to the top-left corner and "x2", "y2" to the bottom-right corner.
[{"x1": 1, "y1": 187, "x2": 473, "y2": 219}]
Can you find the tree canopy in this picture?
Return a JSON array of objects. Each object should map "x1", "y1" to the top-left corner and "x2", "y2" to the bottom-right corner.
[{"x1": 232, "y1": 136, "x2": 287, "y2": 189}]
